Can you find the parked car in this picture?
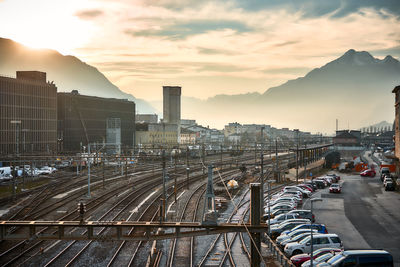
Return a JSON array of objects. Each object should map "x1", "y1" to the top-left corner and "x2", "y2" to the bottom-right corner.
[
  {"x1": 360, "y1": 169, "x2": 376, "y2": 177},
  {"x1": 263, "y1": 208, "x2": 292, "y2": 220},
  {"x1": 385, "y1": 181, "x2": 396, "y2": 191},
  {"x1": 313, "y1": 179, "x2": 327, "y2": 189},
  {"x1": 298, "y1": 184, "x2": 314, "y2": 192},
  {"x1": 266, "y1": 203, "x2": 296, "y2": 214},
  {"x1": 269, "y1": 219, "x2": 311, "y2": 239},
  {"x1": 318, "y1": 250, "x2": 393, "y2": 267},
  {"x1": 279, "y1": 232, "x2": 314, "y2": 250},
  {"x1": 290, "y1": 248, "x2": 342, "y2": 267},
  {"x1": 383, "y1": 176, "x2": 393, "y2": 187},
  {"x1": 284, "y1": 186, "x2": 312, "y2": 198},
  {"x1": 380, "y1": 167, "x2": 390, "y2": 181},
  {"x1": 287, "y1": 210, "x2": 315, "y2": 223},
  {"x1": 281, "y1": 224, "x2": 328, "y2": 236},
  {"x1": 301, "y1": 251, "x2": 336, "y2": 266},
  {"x1": 276, "y1": 228, "x2": 318, "y2": 246},
  {"x1": 267, "y1": 212, "x2": 300, "y2": 225},
  {"x1": 284, "y1": 234, "x2": 343, "y2": 257},
  {"x1": 326, "y1": 173, "x2": 340, "y2": 181},
  {"x1": 329, "y1": 184, "x2": 341, "y2": 193}
]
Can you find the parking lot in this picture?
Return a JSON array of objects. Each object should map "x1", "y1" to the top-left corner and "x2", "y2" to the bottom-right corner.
[{"x1": 304, "y1": 172, "x2": 400, "y2": 265}]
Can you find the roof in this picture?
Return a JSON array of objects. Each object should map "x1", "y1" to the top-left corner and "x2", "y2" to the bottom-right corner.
[
  {"x1": 334, "y1": 132, "x2": 358, "y2": 139},
  {"x1": 343, "y1": 250, "x2": 391, "y2": 256}
]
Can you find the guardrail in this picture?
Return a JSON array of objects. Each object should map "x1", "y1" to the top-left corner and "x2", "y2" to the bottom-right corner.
[{"x1": 263, "y1": 234, "x2": 295, "y2": 267}]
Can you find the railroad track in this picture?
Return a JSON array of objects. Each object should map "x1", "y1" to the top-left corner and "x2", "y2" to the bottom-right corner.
[{"x1": 0, "y1": 151, "x2": 285, "y2": 266}]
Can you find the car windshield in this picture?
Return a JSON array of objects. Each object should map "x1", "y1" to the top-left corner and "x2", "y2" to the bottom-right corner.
[
  {"x1": 327, "y1": 254, "x2": 345, "y2": 264},
  {"x1": 331, "y1": 184, "x2": 339, "y2": 187}
]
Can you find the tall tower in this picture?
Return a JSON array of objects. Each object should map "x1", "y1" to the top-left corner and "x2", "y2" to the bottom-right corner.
[{"x1": 163, "y1": 86, "x2": 181, "y2": 143}]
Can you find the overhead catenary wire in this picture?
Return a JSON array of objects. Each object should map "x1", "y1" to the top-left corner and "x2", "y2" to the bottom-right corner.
[{"x1": 198, "y1": 156, "x2": 268, "y2": 267}]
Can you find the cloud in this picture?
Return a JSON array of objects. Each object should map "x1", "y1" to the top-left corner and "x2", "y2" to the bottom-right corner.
[
  {"x1": 233, "y1": 0, "x2": 400, "y2": 18},
  {"x1": 197, "y1": 47, "x2": 235, "y2": 55},
  {"x1": 75, "y1": 9, "x2": 104, "y2": 19},
  {"x1": 124, "y1": 19, "x2": 251, "y2": 40}
]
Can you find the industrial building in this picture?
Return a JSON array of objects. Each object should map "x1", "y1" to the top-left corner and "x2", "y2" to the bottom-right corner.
[
  {"x1": 0, "y1": 71, "x2": 57, "y2": 156},
  {"x1": 163, "y1": 86, "x2": 181, "y2": 143},
  {"x1": 57, "y1": 90, "x2": 135, "y2": 153}
]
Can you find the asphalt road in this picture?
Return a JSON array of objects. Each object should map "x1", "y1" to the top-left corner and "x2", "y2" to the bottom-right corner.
[{"x1": 304, "y1": 172, "x2": 400, "y2": 266}]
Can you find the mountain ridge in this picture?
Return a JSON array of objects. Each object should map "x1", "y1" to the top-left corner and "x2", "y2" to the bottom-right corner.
[{"x1": 0, "y1": 37, "x2": 156, "y2": 113}]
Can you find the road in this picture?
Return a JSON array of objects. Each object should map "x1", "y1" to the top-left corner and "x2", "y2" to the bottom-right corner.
[{"x1": 304, "y1": 172, "x2": 400, "y2": 266}]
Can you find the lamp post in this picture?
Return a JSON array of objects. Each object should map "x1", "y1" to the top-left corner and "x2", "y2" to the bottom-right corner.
[
  {"x1": 266, "y1": 179, "x2": 275, "y2": 235},
  {"x1": 310, "y1": 198, "x2": 322, "y2": 267},
  {"x1": 294, "y1": 129, "x2": 299, "y2": 184},
  {"x1": 260, "y1": 127, "x2": 265, "y2": 215}
]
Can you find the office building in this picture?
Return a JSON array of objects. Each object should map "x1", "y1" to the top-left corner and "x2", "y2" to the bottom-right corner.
[
  {"x1": 0, "y1": 71, "x2": 57, "y2": 155},
  {"x1": 57, "y1": 90, "x2": 135, "y2": 153}
]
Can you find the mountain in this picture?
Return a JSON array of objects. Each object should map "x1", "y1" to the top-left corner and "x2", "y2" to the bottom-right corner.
[
  {"x1": 361, "y1": 121, "x2": 393, "y2": 131},
  {"x1": 0, "y1": 37, "x2": 156, "y2": 113},
  {"x1": 180, "y1": 49, "x2": 400, "y2": 133}
]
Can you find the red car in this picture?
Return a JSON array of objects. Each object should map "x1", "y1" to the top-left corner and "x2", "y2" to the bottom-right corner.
[
  {"x1": 298, "y1": 184, "x2": 314, "y2": 192},
  {"x1": 360, "y1": 169, "x2": 376, "y2": 177},
  {"x1": 290, "y1": 248, "x2": 342, "y2": 267},
  {"x1": 329, "y1": 183, "x2": 341, "y2": 193}
]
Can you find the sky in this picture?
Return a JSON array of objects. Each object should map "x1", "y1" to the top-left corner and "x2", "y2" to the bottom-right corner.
[{"x1": 0, "y1": 0, "x2": 399, "y2": 101}]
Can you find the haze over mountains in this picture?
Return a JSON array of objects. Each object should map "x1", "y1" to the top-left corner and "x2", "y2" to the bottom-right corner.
[
  {"x1": 0, "y1": 37, "x2": 155, "y2": 113},
  {"x1": 1, "y1": 37, "x2": 399, "y2": 134},
  {"x1": 173, "y1": 49, "x2": 400, "y2": 133}
]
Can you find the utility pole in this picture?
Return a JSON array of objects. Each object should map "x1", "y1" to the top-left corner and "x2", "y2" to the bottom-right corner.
[
  {"x1": 275, "y1": 139, "x2": 278, "y2": 182},
  {"x1": 294, "y1": 129, "x2": 299, "y2": 184},
  {"x1": 220, "y1": 144, "x2": 223, "y2": 169},
  {"x1": 250, "y1": 183, "x2": 261, "y2": 267},
  {"x1": 202, "y1": 144, "x2": 205, "y2": 174},
  {"x1": 102, "y1": 157, "x2": 105, "y2": 188},
  {"x1": 186, "y1": 146, "x2": 190, "y2": 189},
  {"x1": 304, "y1": 143, "x2": 307, "y2": 182},
  {"x1": 125, "y1": 156, "x2": 128, "y2": 180},
  {"x1": 162, "y1": 150, "x2": 167, "y2": 221},
  {"x1": 87, "y1": 144, "x2": 91, "y2": 198},
  {"x1": 260, "y1": 127, "x2": 264, "y2": 216}
]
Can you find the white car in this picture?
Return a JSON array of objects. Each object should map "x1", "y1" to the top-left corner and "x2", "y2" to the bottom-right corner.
[
  {"x1": 283, "y1": 186, "x2": 311, "y2": 198},
  {"x1": 284, "y1": 234, "x2": 343, "y2": 257},
  {"x1": 267, "y1": 213, "x2": 299, "y2": 226},
  {"x1": 266, "y1": 203, "x2": 295, "y2": 213}
]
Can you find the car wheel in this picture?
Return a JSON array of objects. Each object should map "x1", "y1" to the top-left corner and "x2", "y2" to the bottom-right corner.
[{"x1": 292, "y1": 250, "x2": 303, "y2": 256}]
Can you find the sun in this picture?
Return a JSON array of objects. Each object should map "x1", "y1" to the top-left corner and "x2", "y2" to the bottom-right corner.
[{"x1": 0, "y1": 0, "x2": 95, "y2": 55}]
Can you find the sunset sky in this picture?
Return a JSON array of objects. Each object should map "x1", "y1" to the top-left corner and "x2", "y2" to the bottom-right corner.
[{"x1": 0, "y1": 0, "x2": 399, "y2": 101}]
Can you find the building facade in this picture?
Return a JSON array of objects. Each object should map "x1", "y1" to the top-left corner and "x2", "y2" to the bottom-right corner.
[
  {"x1": 392, "y1": 86, "x2": 400, "y2": 173},
  {"x1": 0, "y1": 71, "x2": 57, "y2": 155},
  {"x1": 163, "y1": 86, "x2": 181, "y2": 142},
  {"x1": 57, "y1": 90, "x2": 135, "y2": 153},
  {"x1": 135, "y1": 122, "x2": 178, "y2": 146}
]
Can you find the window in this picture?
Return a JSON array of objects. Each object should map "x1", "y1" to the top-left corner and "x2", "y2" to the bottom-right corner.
[
  {"x1": 331, "y1": 237, "x2": 341, "y2": 244},
  {"x1": 342, "y1": 256, "x2": 357, "y2": 267},
  {"x1": 319, "y1": 237, "x2": 330, "y2": 244},
  {"x1": 359, "y1": 255, "x2": 392, "y2": 267}
]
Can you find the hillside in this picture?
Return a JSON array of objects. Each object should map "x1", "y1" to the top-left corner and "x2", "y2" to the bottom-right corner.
[{"x1": 0, "y1": 37, "x2": 156, "y2": 113}]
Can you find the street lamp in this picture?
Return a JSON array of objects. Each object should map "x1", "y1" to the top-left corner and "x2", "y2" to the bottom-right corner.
[
  {"x1": 266, "y1": 179, "x2": 275, "y2": 236},
  {"x1": 294, "y1": 129, "x2": 299, "y2": 184},
  {"x1": 310, "y1": 198, "x2": 322, "y2": 267}
]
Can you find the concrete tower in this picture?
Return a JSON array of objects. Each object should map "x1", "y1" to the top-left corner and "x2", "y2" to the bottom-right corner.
[{"x1": 163, "y1": 86, "x2": 181, "y2": 143}]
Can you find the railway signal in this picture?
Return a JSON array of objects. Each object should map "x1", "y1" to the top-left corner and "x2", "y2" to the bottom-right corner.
[{"x1": 78, "y1": 202, "x2": 86, "y2": 222}]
